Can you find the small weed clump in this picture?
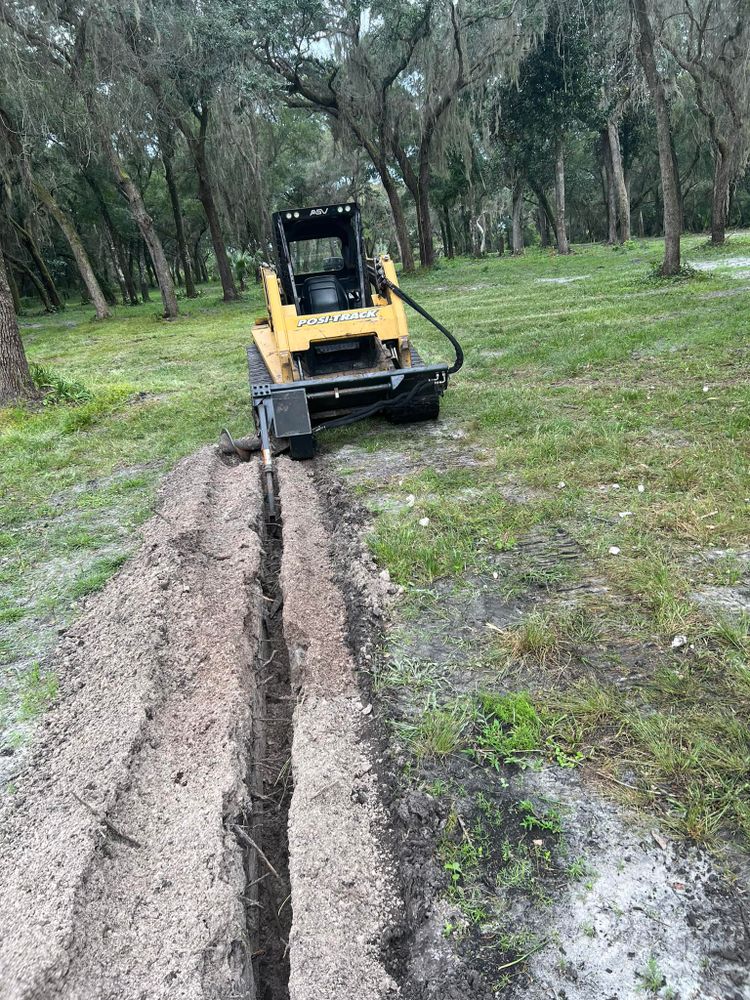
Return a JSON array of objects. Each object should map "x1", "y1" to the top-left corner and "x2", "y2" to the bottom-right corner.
[
  {"x1": 494, "y1": 611, "x2": 562, "y2": 665},
  {"x1": 471, "y1": 692, "x2": 542, "y2": 767},
  {"x1": 435, "y1": 785, "x2": 564, "y2": 978},
  {"x1": 636, "y1": 954, "x2": 666, "y2": 994},
  {"x1": 30, "y1": 364, "x2": 93, "y2": 406},
  {"x1": 394, "y1": 698, "x2": 469, "y2": 758}
]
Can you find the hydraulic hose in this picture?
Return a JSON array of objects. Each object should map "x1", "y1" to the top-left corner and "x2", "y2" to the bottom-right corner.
[
  {"x1": 379, "y1": 275, "x2": 464, "y2": 375},
  {"x1": 317, "y1": 266, "x2": 464, "y2": 431},
  {"x1": 316, "y1": 377, "x2": 427, "y2": 431}
]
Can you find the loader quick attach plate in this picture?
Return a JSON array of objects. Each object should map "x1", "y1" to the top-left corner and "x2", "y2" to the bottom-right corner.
[{"x1": 247, "y1": 344, "x2": 448, "y2": 437}]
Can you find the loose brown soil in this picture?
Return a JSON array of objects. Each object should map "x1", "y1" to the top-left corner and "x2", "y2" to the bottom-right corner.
[
  {"x1": 0, "y1": 449, "x2": 261, "y2": 999},
  {"x1": 1, "y1": 443, "x2": 748, "y2": 1000}
]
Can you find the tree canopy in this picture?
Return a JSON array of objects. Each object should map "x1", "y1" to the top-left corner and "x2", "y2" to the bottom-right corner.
[{"x1": 0, "y1": 0, "x2": 748, "y2": 357}]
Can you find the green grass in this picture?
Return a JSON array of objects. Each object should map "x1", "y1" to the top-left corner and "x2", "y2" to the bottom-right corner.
[
  {"x1": 346, "y1": 234, "x2": 750, "y2": 852},
  {"x1": 636, "y1": 954, "x2": 667, "y2": 994},
  {"x1": 3, "y1": 235, "x2": 750, "y2": 846},
  {"x1": 1, "y1": 283, "x2": 261, "y2": 737},
  {"x1": 394, "y1": 697, "x2": 470, "y2": 757}
]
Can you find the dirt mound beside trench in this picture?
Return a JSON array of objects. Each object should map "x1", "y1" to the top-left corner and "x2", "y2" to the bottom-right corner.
[
  {"x1": 0, "y1": 448, "x2": 410, "y2": 1000},
  {"x1": 278, "y1": 459, "x2": 401, "y2": 1000},
  {"x1": 0, "y1": 449, "x2": 262, "y2": 999}
]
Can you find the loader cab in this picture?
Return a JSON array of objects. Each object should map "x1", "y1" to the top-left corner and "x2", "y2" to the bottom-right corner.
[{"x1": 273, "y1": 203, "x2": 372, "y2": 316}]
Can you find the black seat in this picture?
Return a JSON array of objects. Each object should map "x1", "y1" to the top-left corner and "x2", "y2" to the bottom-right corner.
[{"x1": 304, "y1": 275, "x2": 348, "y2": 314}]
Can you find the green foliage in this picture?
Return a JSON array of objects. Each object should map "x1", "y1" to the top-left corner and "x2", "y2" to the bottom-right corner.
[
  {"x1": 17, "y1": 662, "x2": 58, "y2": 721},
  {"x1": 395, "y1": 698, "x2": 469, "y2": 758},
  {"x1": 636, "y1": 955, "x2": 666, "y2": 994},
  {"x1": 516, "y1": 799, "x2": 563, "y2": 835},
  {"x1": 30, "y1": 365, "x2": 93, "y2": 405},
  {"x1": 472, "y1": 692, "x2": 542, "y2": 767}
]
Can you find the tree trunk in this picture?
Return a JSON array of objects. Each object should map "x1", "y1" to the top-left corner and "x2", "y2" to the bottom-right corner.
[
  {"x1": 537, "y1": 206, "x2": 550, "y2": 247},
  {"x1": 31, "y1": 181, "x2": 111, "y2": 319},
  {"x1": 474, "y1": 215, "x2": 486, "y2": 256},
  {"x1": 87, "y1": 176, "x2": 140, "y2": 305},
  {"x1": 711, "y1": 152, "x2": 732, "y2": 246},
  {"x1": 137, "y1": 242, "x2": 151, "y2": 302},
  {"x1": 160, "y1": 131, "x2": 198, "y2": 297},
  {"x1": 602, "y1": 134, "x2": 618, "y2": 244},
  {"x1": 114, "y1": 164, "x2": 177, "y2": 315},
  {"x1": 443, "y1": 208, "x2": 454, "y2": 259},
  {"x1": 195, "y1": 154, "x2": 237, "y2": 300},
  {"x1": 93, "y1": 112, "x2": 178, "y2": 316},
  {"x1": 107, "y1": 240, "x2": 129, "y2": 305},
  {"x1": 631, "y1": 0, "x2": 681, "y2": 274},
  {"x1": 3, "y1": 253, "x2": 21, "y2": 313},
  {"x1": 607, "y1": 121, "x2": 631, "y2": 242},
  {"x1": 416, "y1": 142, "x2": 435, "y2": 267},
  {"x1": 117, "y1": 235, "x2": 139, "y2": 305},
  {"x1": 529, "y1": 180, "x2": 557, "y2": 242},
  {"x1": 6, "y1": 252, "x2": 53, "y2": 311},
  {"x1": 380, "y1": 168, "x2": 414, "y2": 272},
  {"x1": 511, "y1": 175, "x2": 525, "y2": 255},
  {"x1": 554, "y1": 137, "x2": 570, "y2": 254},
  {"x1": 193, "y1": 244, "x2": 206, "y2": 284},
  {"x1": 0, "y1": 250, "x2": 35, "y2": 404},
  {"x1": 10, "y1": 220, "x2": 64, "y2": 310},
  {"x1": 180, "y1": 111, "x2": 237, "y2": 302},
  {"x1": 99, "y1": 256, "x2": 118, "y2": 306}
]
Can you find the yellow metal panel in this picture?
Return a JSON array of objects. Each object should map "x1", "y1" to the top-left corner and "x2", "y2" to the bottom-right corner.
[
  {"x1": 286, "y1": 305, "x2": 401, "y2": 352},
  {"x1": 252, "y1": 322, "x2": 288, "y2": 384},
  {"x1": 255, "y1": 255, "x2": 414, "y2": 375}
]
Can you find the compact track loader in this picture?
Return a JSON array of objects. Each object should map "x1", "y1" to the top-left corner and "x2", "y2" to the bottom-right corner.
[{"x1": 220, "y1": 202, "x2": 463, "y2": 512}]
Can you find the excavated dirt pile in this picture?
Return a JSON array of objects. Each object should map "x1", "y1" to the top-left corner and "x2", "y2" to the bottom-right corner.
[
  {"x1": 0, "y1": 449, "x2": 262, "y2": 999},
  {"x1": 0, "y1": 450, "x2": 403, "y2": 1000}
]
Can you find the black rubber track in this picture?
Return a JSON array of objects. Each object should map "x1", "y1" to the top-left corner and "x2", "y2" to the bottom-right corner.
[{"x1": 247, "y1": 343, "x2": 272, "y2": 388}]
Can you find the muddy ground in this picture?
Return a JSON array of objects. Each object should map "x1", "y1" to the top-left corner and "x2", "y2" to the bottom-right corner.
[{"x1": 0, "y1": 445, "x2": 748, "y2": 1000}]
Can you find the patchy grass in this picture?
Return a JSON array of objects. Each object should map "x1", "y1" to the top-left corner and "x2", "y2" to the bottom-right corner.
[
  {"x1": 395, "y1": 697, "x2": 470, "y2": 758},
  {"x1": 1, "y1": 283, "x2": 261, "y2": 740},
  {"x1": 333, "y1": 234, "x2": 750, "y2": 854}
]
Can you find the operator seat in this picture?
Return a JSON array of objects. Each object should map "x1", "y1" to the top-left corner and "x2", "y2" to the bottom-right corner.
[{"x1": 304, "y1": 275, "x2": 348, "y2": 314}]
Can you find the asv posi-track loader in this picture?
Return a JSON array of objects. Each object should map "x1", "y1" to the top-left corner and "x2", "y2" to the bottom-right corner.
[{"x1": 220, "y1": 202, "x2": 463, "y2": 511}]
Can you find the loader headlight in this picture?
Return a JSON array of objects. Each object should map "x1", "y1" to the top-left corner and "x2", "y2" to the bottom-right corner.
[
  {"x1": 345, "y1": 205, "x2": 351, "y2": 212},
  {"x1": 293, "y1": 211, "x2": 300, "y2": 218},
  {"x1": 286, "y1": 212, "x2": 292, "y2": 219},
  {"x1": 337, "y1": 206, "x2": 343, "y2": 213}
]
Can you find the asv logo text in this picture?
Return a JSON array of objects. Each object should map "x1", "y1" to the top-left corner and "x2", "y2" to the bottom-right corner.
[{"x1": 309, "y1": 208, "x2": 329, "y2": 216}]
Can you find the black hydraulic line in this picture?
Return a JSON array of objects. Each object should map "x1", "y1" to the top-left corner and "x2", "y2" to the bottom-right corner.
[
  {"x1": 368, "y1": 266, "x2": 464, "y2": 375},
  {"x1": 315, "y1": 377, "x2": 427, "y2": 431},
  {"x1": 317, "y1": 269, "x2": 464, "y2": 431}
]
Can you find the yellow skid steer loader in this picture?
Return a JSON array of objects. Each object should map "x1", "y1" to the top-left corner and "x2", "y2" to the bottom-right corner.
[{"x1": 220, "y1": 202, "x2": 463, "y2": 512}]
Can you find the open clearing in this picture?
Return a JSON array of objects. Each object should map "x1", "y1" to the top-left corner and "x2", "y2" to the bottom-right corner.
[{"x1": 1, "y1": 236, "x2": 749, "y2": 998}]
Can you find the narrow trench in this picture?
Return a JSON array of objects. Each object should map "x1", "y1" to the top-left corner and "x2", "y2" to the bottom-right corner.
[{"x1": 244, "y1": 475, "x2": 293, "y2": 1000}]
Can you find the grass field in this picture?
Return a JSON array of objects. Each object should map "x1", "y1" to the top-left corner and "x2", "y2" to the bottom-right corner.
[{"x1": 2, "y1": 234, "x2": 749, "y2": 851}]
